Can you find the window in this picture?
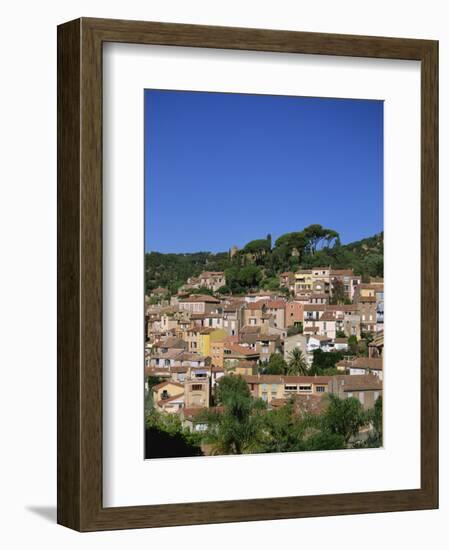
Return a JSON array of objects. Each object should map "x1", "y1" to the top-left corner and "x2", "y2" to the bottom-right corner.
[
  {"x1": 316, "y1": 385, "x2": 326, "y2": 393},
  {"x1": 299, "y1": 385, "x2": 312, "y2": 392},
  {"x1": 192, "y1": 384, "x2": 203, "y2": 391},
  {"x1": 374, "y1": 391, "x2": 380, "y2": 401},
  {"x1": 262, "y1": 392, "x2": 268, "y2": 402},
  {"x1": 271, "y1": 384, "x2": 277, "y2": 393},
  {"x1": 285, "y1": 385, "x2": 298, "y2": 392},
  {"x1": 359, "y1": 391, "x2": 365, "y2": 404}
]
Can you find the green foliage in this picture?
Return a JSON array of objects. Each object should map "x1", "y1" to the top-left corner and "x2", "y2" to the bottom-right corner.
[
  {"x1": 243, "y1": 238, "x2": 271, "y2": 262},
  {"x1": 310, "y1": 349, "x2": 345, "y2": 374},
  {"x1": 262, "y1": 353, "x2": 288, "y2": 375},
  {"x1": 224, "y1": 265, "x2": 263, "y2": 294},
  {"x1": 303, "y1": 430, "x2": 345, "y2": 451},
  {"x1": 363, "y1": 395, "x2": 383, "y2": 447},
  {"x1": 200, "y1": 375, "x2": 267, "y2": 454},
  {"x1": 145, "y1": 408, "x2": 203, "y2": 448},
  {"x1": 287, "y1": 324, "x2": 302, "y2": 336},
  {"x1": 216, "y1": 375, "x2": 251, "y2": 405},
  {"x1": 322, "y1": 394, "x2": 367, "y2": 444},
  {"x1": 286, "y1": 348, "x2": 309, "y2": 375},
  {"x1": 145, "y1": 229, "x2": 383, "y2": 296}
]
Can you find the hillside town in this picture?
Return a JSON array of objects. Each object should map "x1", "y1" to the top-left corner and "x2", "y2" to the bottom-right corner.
[{"x1": 145, "y1": 266, "x2": 384, "y2": 456}]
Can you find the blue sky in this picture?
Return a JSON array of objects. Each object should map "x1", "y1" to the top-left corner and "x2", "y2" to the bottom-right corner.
[{"x1": 144, "y1": 90, "x2": 383, "y2": 253}]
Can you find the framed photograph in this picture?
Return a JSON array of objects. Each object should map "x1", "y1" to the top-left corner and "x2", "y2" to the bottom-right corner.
[{"x1": 57, "y1": 17, "x2": 438, "y2": 531}]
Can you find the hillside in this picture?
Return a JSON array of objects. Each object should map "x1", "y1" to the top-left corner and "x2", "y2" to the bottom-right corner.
[{"x1": 145, "y1": 225, "x2": 383, "y2": 295}]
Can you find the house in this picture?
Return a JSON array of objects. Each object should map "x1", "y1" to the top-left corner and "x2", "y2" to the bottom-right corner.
[
  {"x1": 330, "y1": 269, "x2": 361, "y2": 300},
  {"x1": 315, "y1": 310, "x2": 337, "y2": 339},
  {"x1": 294, "y1": 269, "x2": 313, "y2": 294},
  {"x1": 285, "y1": 300, "x2": 304, "y2": 328},
  {"x1": 271, "y1": 393, "x2": 328, "y2": 416},
  {"x1": 327, "y1": 304, "x2": 361, "y2": 338},
  {"x1": 368, "y1": 330, "x2": 384, "y2": 358},
  {"x1": 181, "y1": 407, "x2": 209, "y2": 432},
  {"x1": 152, "y1": 380, "x2": 185, "y2": 404},
  {"x1": 243, "y1": 374, "x2": 331, "y2": 404},
  {"x1": 358, "y1": 297, "x2": 377, "y2": 333},
  {"x1": 184, "y1": 377, "x2": 210, "y2": 408},
  {"x1": 334, "y1": 337, "x2": 349, "y2": 351},
  {"x1": 155, "y1": 392, "x2": 185, "y2": 413},
  {"x1": 308, "y1": 293, "x2": 328, "y2": 305},
  {"x1": 307, "y1": 334, "x2": 333, "y2": 352},
  {"x1": 198, "y1": 328, "x2": 227, "y2": 357},
  {"x1": 222, "y1": 301, "x2": 244, "y2": 336},
  {"x1": 150, "y1": 286, "x2": 168, "y2": 298},
  {"x1": 240, "y1": 332, "x2": 282, "y2": 363},
  {"x1": 329, "y1": 374, "x2": 382, "y2": 409},
  {"x1": 284, "y1": 333, "x2": 311, "y2": 365},
  {"x1": 183, "y1": 327, "x2": 202, "y2": 353},
  {"x1": 198, "y1": 271, "x2": 226, "y2": 291},
  {"x1": 178, "y1": 295, "x2": 221, "y2": 314},
  {"x1": 279, "y1": 271, "x2": 295, "y2": 291},
  {"x1": 226, "y1": 360, "x2": 258, "y2": 376},
  {"x1": 347, "y1": 357, "x2": 383, "y2": 380},
  {"x1": 265, "y1": 299, "x2": 286, "y2": 329},
  {"x1": 223, "y1": 343, "x2": 260, "y2": 369},
  {"x1": 153, "y1": 336, "x2": 188, "y2": 354}
]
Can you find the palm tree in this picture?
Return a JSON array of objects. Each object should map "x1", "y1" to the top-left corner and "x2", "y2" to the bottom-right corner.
[{"x1": 286, "y1": 348, "x2": 309, "y2": 375}]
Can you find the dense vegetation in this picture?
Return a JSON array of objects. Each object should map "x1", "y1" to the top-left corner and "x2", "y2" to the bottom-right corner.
[
  {"x1": 144, "y1": 375, "x2": 382, "y2": 458},
  {"x1": 145, "y1": 224, "x2": 383, "y2": 295}
]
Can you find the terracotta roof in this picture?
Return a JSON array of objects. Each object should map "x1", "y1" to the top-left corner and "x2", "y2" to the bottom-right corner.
[
  {"x1": 334, "y1": 338, "x2": 348, "y2": 343},
  {"x1": 265, "y1": 300, "x2": 287, "y2": 309},
  {"x1": 177, "y1": 352, "x2": 207, "y2": 362},
  {"x1": 180, "y1": 295, "x2": 220, "y2": 303},
  {"x1": 303, "y1": 326, "x2": 319, "y2": 333},
  {"x1": 225, "y1": 344, "x2": 260, "y2": 357},
  {"x1": 271, "y1": 394, "x2": 327, "y2": 415},
  {"x1": 199, "y1": 271, "x2": 224, "y2": 277},
  {"x1": 243, "y1": 374, "x2": 331, "y2": 384},
  {"x1": 327, "y1": 304, "x2": 359, "y2": 313},
  {"x1": 303, "y1": 304, "x2": 327, "y2": 311},
  {"x1": 157, "y1": 337, "x2": 188, "y2": 349},
  {"x1": 335, "y1": 374, "x2": 382, "y2": 392},
  {"x1": 152, "y1": 380, "x2": 184, "y2": 391},
  {"x1": 319, "y1": 311, "x2": 337, "y2": 322},
  {"x1": 350, "y1": 357, "x2": 383, "y2": 370},
  {"x1": 240, "y1": 325, "x2": 262, "y2": 335},
  {"x1": 330, "y1": 269, "x2": 354, "y2": 276},
  {"x1": 309, "y1": 334, "x2": 332, "y2": 342},
  {"x1": 246, "y1": 301, "x2": 267, "y2": 310},
  {"x1": 157, "y1": 393, "x2": 184, "y2": 406}
]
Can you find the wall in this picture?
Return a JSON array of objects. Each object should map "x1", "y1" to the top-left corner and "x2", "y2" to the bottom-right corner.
[{"x1": 0, "y1": 0, "x2": 447, "y2": 548}]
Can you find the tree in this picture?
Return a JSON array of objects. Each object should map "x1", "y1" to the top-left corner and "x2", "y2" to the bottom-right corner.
[
  {"x1": 310, "y1": 349, "x2": 345, "y2": 373},
  {"x1": 216, "y1": 375, "x2": 250, "y2": 405},
  {"x1": 262, "y1": 353, "x2": 287, "y2": 375},
  {"x1": 286, "y1": 348, "x2": 309, "y2": 375},
  {"x1": 201, "y1": 375, "x2": 266, "y2": 455},
  {"x1": 348, "y1": 335, "x2": 359, "y2": 355},
  {"x1": 364, "y1": 395, "x2": 383, "y2": 447},
  {"x1": 330, "y1": 279, "x2": 346, "y2": 304},
  {"x1": 323, "y1": 394, "x2": 367, "y2": 445}
]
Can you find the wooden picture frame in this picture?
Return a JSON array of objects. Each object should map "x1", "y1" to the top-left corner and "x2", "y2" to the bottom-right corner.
[{"x1": 57, "y1": 17, "x2": 438, "y2": 531}]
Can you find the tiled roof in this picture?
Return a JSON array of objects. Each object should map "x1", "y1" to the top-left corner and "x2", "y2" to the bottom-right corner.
[
  {"x1": 335, "y1": 374, "x2": 382, "y2": 391},
  {"x1": 243, "y1": 374, "x2": 331, "y2": 384}
]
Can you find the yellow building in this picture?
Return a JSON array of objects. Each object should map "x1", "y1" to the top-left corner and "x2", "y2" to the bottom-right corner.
[
  {"x1": 294, "y1": 270, "x2": 313, "y2": 293},
  {"x1": 198, "y1": 328, "x2": 227, "y2": 357}
]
